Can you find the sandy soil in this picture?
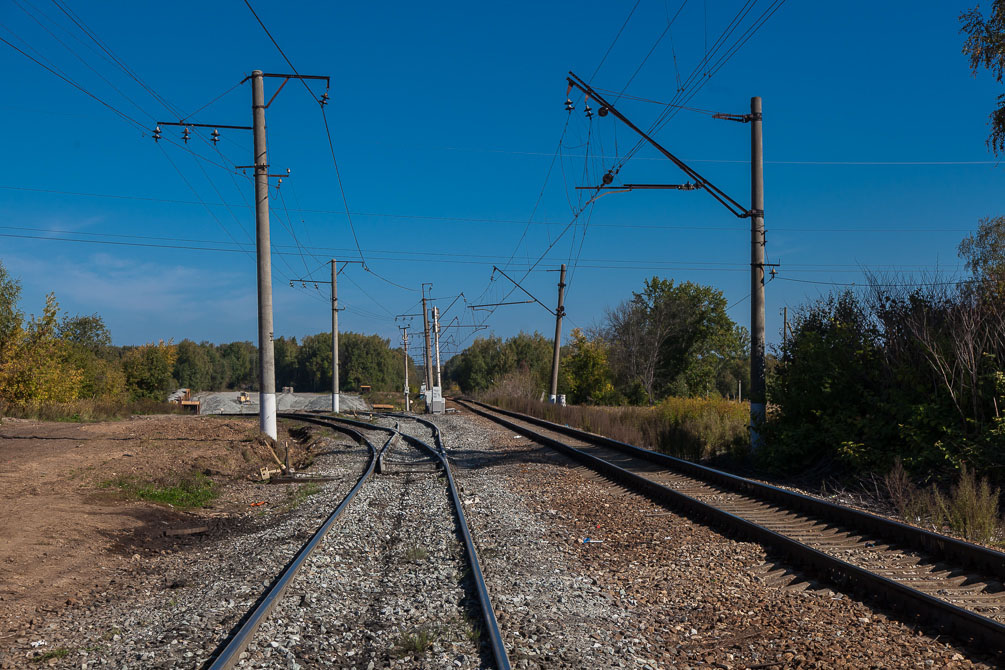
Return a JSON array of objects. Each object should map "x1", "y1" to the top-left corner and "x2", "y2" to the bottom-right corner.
[{"x1": 0, "y1": 414, "x2": 310, "y2": 643}]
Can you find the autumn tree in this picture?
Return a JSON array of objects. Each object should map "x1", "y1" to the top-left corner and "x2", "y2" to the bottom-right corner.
[
  {"x1": 122, "y1": 341, "x2": 177, "y2": 400},
  {"x1": 962, "y1": 1, "x2": 1005, "y2": 153},
  {"x1": 0, "y1": 293, "x2": 82, "y2": 407},
  {"x1": 562, "y1": 328, "x2": 614, "y2": 404}
]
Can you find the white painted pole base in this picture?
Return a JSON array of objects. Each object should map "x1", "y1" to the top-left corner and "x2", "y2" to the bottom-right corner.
[
  {"x1": 260, "y1": 392, "x2": 278, "y2": 440},
  {"x1": 332, "y1": 393, "x2": 340, "y2": 414}
]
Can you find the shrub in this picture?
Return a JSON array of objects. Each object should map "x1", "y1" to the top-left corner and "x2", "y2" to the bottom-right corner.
[
  {"x1": 932, "y1": 465, "x2": 1002, "y2": 543},
  {"x1": 480, "y1": 393, "x2": 748, "y2": 460}
]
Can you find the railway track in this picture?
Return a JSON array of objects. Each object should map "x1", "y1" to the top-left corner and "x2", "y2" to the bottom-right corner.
[
  {"x1": 204, "y1": 413, "x2": 381, "y2": 669},
  {"x1": 204, "y1": 412, "x2": 510, "y2": 670},
  {"x1": 328, "y1": 412, "x2": 511, "y2": 670},
  {"x1": 455, "y1": 397, "x2": 1005, "y2": 658}
]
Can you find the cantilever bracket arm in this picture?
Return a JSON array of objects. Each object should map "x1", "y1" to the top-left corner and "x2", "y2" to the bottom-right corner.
[
  {"x1": 566, "y1": 71, "x2": 750, "y2": 219},
  {"x1": 490, "y1": 266, "x2": 556, "y2": 316}
]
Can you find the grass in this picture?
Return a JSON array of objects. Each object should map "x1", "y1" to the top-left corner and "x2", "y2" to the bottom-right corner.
[
  {"x1": 392, "y1": 628, "x2": 438, "y2": 657},
  {"x1": 1, "y1": 398, "x2": 183, "y2": 423},
  {"x1": 886, "y1": 461, "x2": 1003, "y2": 544},
  {"x1": 281, "y1": 482, "x2": 321, "y2": 511},
  {"x1": 32, "y1": 648, "x2": 70, "y2": 663},
  {"x1": 481, "y1": 393, "x2": 750, "y2": 461},
  {"x1": 103, "y1": 472, "x2": 217, "y2": 508},
  {"x1": 403, "y1": 546, "x2": 429, "y2": 562}
]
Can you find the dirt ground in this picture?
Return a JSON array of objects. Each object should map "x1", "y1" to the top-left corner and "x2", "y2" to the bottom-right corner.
[{"x1": 0, "y1": 414, "x2": 314, "y2": 643}]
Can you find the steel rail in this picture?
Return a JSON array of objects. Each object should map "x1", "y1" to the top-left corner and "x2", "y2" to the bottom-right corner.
[
  {"x1": 319, "y1": 413, "x2": 511, "y2": 670},
  {"x1": 456, "y1": 398, "x2": 1005, "y2": 656},
  {"x1": 203, "y1": 414, "x2": 385, "y2": 670},
  {"x1": 459, "y1": 399, "x2": 1005, "y2": 579}
]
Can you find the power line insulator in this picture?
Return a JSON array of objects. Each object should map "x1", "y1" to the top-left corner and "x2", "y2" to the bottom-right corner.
[
  {"x1": 599, "y1": 106, "x2": 609, "y2": 117},
  {"x1": 182, "y1": 127, "x2": 191, "y2": 144},
  {"x1": 584, "y1": 103, "x2": 593, "y2": 119},
  {"x1": 152, "y1": 126, "x2": 162, "y2": 142},
  {"x1": 564, "y1": 98, "x2": 574, "y2": 112},
  {"x1": 211, "y1": 129, "x2": 220, "y2": 144},
  {"x1": 320, "y1": 92, "x2": 329, "y2": 107}
]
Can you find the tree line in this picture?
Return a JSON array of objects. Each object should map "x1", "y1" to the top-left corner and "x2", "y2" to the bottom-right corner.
[
  {"x1": 445, "y1": 218, "x2": 1004, "y2": 483},
  {"x1": 0, "y1": 261, "x2": 419, "y2": 409},
  {"x1": 444, "y1": 277, "x2": 749, "y2": 406}
]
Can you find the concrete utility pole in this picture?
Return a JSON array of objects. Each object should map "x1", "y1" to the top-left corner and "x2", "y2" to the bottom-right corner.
[
  {"x1": 782, "y1": 306, "x2": 788, "y2": 347},
  {"x1": 750, "y1": 96, "x2": 766, "y2": 448},
  {"x1": 549, "y1": 263, "x2": 567, "y2": 403},
  {"x1": 422, "y1": 296, "x2": 433, "y2": 393},
  {"x1": 252, "y1": 70, "x2": 277, "y2": 440},
  {"x1": 331, "y1": 258, "x2": 339, "y2": 414},
  {"x1": 157, "y1": 70, "x2": 330, "y2": 441},
  {"x1": 400, "y1": 326, "x2": 411, "y2": 412},
  {"x1": 564, "y1": 73, "x2": 772, "y2": 451},
  {"x1": 433, "y1": 306, "x2": 442, "y2": 389}
]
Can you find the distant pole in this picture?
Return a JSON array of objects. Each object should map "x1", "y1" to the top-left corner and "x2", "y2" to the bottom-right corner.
[
  {"x1": 433, "y1": 306, "x2": 442, "y2": 389},
  {"x1": 331, "y1": 258, "x2": 339, "y2": 414},
  {"x1": 422, "y1": 295, "x2": 433, "y2": 393},
  {"x1": 549, "y1": 263, "x2": 567, "y2": 403},
  {"x1": 750, "y1": 96, "x2": 766, "y2": 448},
  {"x1": 400, "y1": 327, "x2": 411, "y2": 412},
  {"x1": 782, "y1": 306, "x2": 788, "y2": 347},
  {"x1": 252, "y1": 70, "x2": 277, "y2": 440}
]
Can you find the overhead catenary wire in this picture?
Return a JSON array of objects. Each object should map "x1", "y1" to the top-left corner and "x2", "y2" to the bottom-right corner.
[
  {"x1": 612, "y1": 0, "x2": 689, "y2": 104},
  {"x1": 588, "y1": 0, "x2": 643, "y2": 83}
]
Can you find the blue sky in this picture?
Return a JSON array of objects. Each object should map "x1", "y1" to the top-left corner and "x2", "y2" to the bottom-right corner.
[{"x1": 1, "y1": 1, "x2": 1002, "y2": 359}]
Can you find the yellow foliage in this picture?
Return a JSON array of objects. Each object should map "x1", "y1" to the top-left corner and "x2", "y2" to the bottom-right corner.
[{"x1": 0, "y1": 294, "x2": 83, "y2": 407}]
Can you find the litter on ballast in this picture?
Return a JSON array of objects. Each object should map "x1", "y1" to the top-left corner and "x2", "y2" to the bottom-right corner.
[{"x1": 582, "y1": 537, "x2": 604, "y2": 544}]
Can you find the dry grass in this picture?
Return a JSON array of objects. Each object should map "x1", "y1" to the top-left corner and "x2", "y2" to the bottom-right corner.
[
  {"x1": 481, "y1": 393, "x2": 749, "y2": 460},
  {"x1": 886, "y1": 460, "x2": 1003, "y2": 544},
  {"x1": 0, "y1": 398, "x2": 183, "y2": 422}
]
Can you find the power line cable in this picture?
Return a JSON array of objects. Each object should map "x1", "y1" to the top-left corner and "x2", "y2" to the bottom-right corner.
[
  {"x1": 180, "y1": 79, "x2": 245, "y2": 122},
  {"x1": 50, "y1": 0, "x2": 184, "y2": 117},
  {"x1": 12, "y1": 0, "x2": 157, "y2": 124},
  {"x1": 613, "y1": 0, "x2": 689, "y2": 103},
  {"x1": 0, "y1": 32, "x2": 146, "y2": 131},
  {"x1": 588, "y1": 0, "x2": 643, "y2": 82},
  {"x1": 242, "y1": 0, "x2": 368, "y2": 268}
]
